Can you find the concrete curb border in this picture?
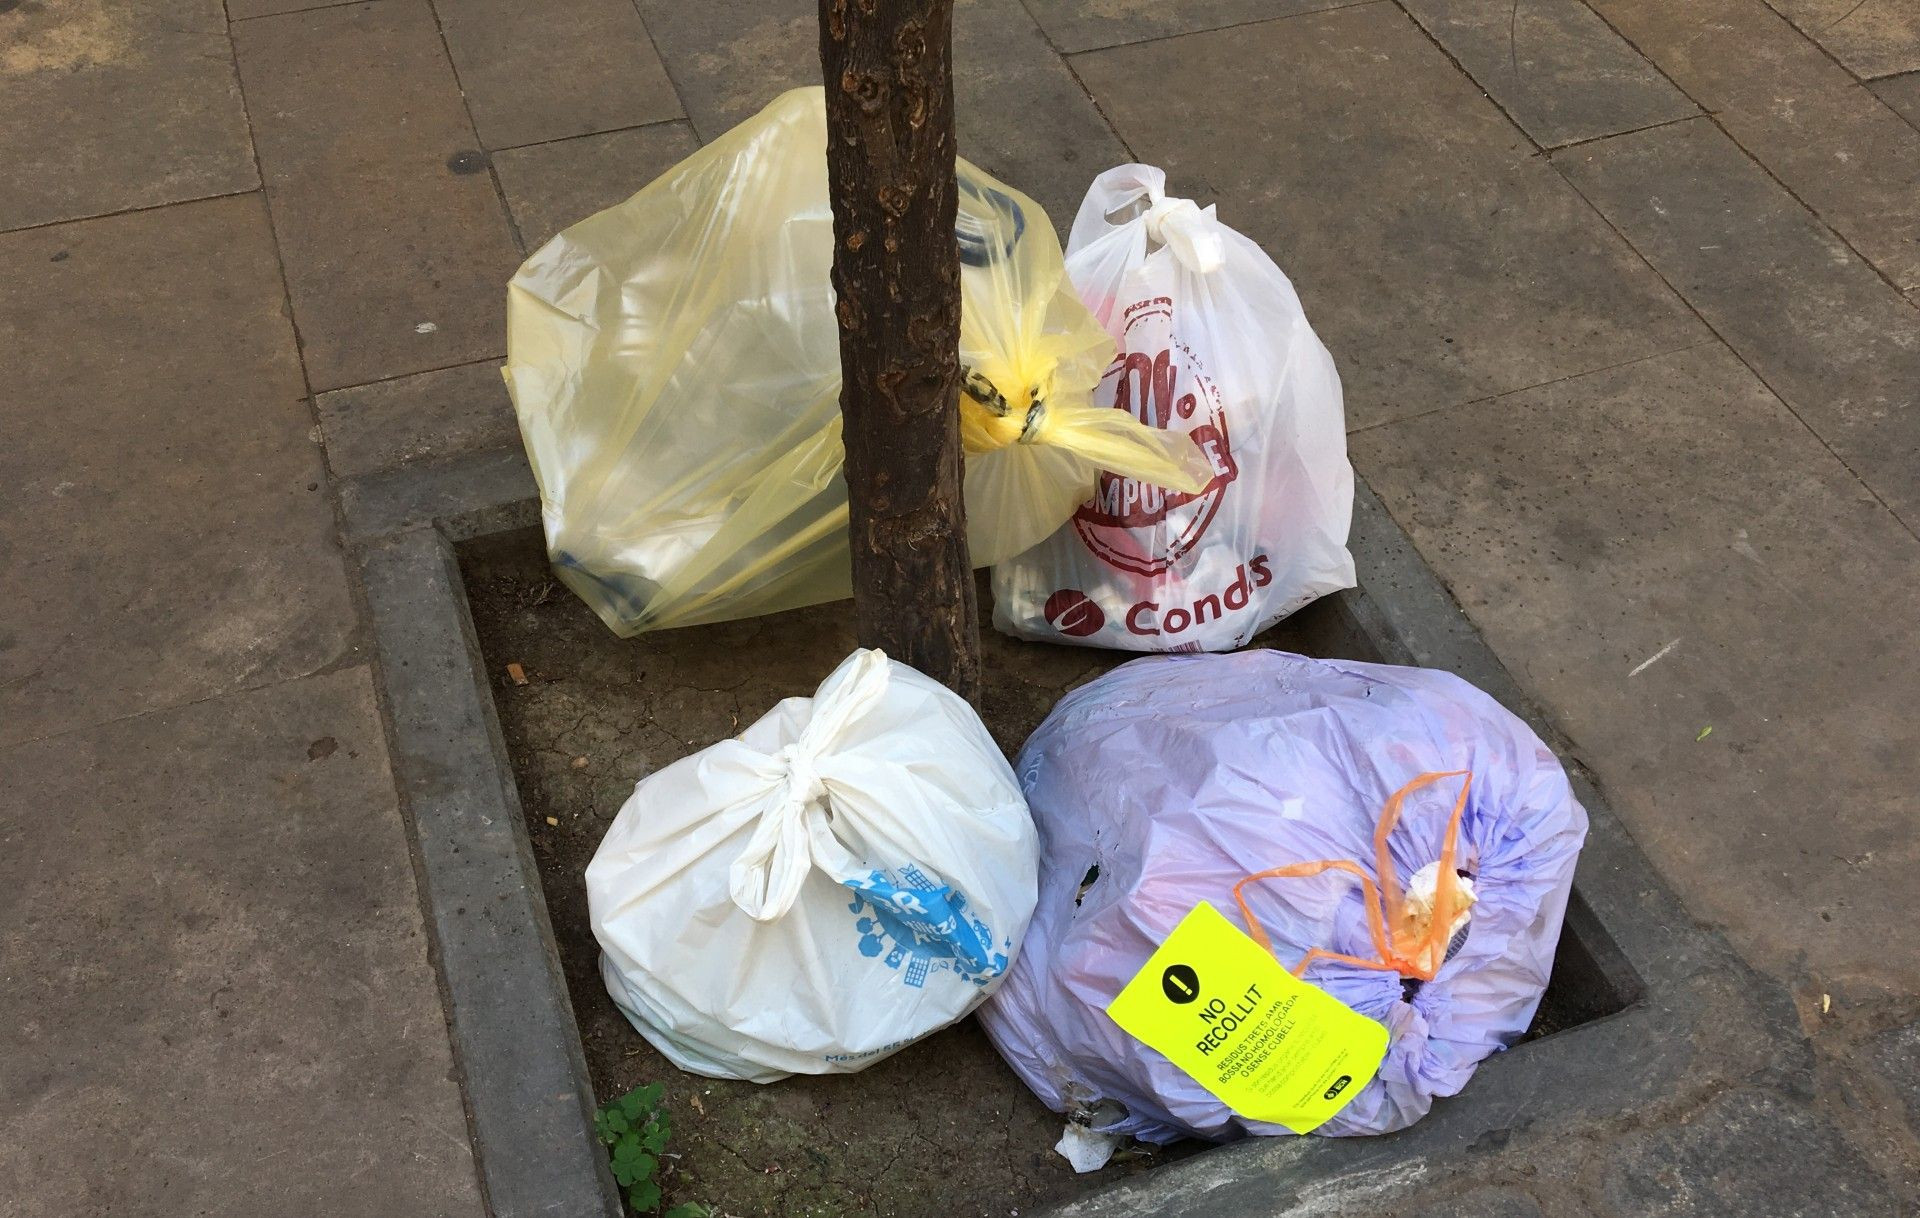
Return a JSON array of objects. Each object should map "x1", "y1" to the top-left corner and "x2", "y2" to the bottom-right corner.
[
  {"x1": 362, "y1": 523, "x2": 622, "y2": 1218},
  {"x1": 347, "y1": 447, "x2": 1798, "y2": 1218}
]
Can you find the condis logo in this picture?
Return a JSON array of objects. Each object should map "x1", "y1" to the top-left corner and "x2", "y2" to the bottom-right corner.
[
  {"x1": 1040, "y1": 588, "x2": 1105, "y2": 638},
  {"x1": 1123, "y1": 558, "x2": 1271, "y2": 639},
  {"x1": 1071, "y1": 298, "x2": 1237, "y2": 578}
]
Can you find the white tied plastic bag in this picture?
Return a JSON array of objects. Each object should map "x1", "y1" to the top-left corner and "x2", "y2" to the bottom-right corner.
[
  {"x1": 587, "y1": 649, "x2": 1039, "y2": 1082},
  {"x1": 993, "y1": 165, "x2": 1357, "y2": 651}
]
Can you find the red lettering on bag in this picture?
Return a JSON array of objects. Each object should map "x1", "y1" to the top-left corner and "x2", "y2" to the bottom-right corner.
[
  {"x1": 1072, "y1": 305, "x2": 1237, "y2": 577},
  {"x1": 1189, "y1": 423, "x2": 1236, "y2": 482},
  {"x1": 1122, "y1": 559, "x2": 1269, "y2": 637}
]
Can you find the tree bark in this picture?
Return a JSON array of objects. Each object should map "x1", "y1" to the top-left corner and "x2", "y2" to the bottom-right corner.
[{"x1": 819, "y1": 0, "x2": 980, "y2": 702}]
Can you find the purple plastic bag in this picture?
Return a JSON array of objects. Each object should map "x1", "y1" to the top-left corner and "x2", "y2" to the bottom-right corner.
[{"x1": 978, "y1": 649, "x2": 1588, "y2": 1141}]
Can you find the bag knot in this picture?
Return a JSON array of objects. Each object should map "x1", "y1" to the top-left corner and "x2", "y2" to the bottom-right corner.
[{"x1": 772, "y1": 742, "x2": 828, "y2": 810}]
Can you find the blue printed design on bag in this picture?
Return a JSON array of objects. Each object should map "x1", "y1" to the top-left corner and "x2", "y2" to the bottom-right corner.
[{"x1": 843, "y1": 865, "x2": 1010, "y2": 990}]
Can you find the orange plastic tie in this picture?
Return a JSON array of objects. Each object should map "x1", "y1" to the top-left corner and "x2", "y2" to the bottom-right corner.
[{"x1": 1233, "y1": 771, "x2": 1472, "y2": 982}]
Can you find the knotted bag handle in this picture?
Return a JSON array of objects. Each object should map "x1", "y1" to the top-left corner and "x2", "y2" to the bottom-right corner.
[
  {"x1": 1068, "y1": 164, "x2": 1226, "y2": 275},
  {"x1": 726, "y1": 650, "x2": 891, "y2": 922}
]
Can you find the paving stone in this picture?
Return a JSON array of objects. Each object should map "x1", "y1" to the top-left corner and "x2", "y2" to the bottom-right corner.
[
  {"x1": 1599, "y1": 1088, "x2": 1901, "y2": 1215},
  {"x1": 435, "y1": 0, "x2": 682, "y2": 151},
  {"x1": 0, "y1": 667, "x2": 485, "y2": 1218},
  {"x1": 1554, "y1": 117, "x2": 1920, "y2": 528},
  {"x1": 0, "y1": 195, "x2": 356, "y2": 748},
  {"x1": 1871, "y1": 69, "x2": 1920, "y2": 127},
  {"x1": 0, "y1": 0, "x2": 256, "y2": 231},
  {"x1": 1398, "y1": 0, "x2": 1696, "y2": 147},
  {"x1": 1762, "y1": 0, "x2": 1920, "y2": 80},
  {"x1": 632, "y1": 0, "x2": 1129, "y2": 227},
  {"x1": 1073, "y1": 4, "x2": 1703, "y2": 431},
  {"x1": 1351, "y1": 341, "x2": 1920, "y2": 993},
  {"x1": 232, "y1": 0, "x2": 524, "y2": 391},
  {"x1": 316, "y1": 360, "x2": 519, "y2": 478},
  {"x1": 1020, "y1": 0, "x2": 1361, "y2": 54},
  {"x1": 1589, "y1": 0, "x2": 1920, "y2": 291},
  {"x1": 492, "y1": 122, "x2": 701, "y2": 250}
]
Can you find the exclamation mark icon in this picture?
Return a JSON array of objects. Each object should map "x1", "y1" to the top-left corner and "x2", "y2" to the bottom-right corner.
[{"x1": 1161, "y1": 963, "x2": 1201, "y2": 1004}]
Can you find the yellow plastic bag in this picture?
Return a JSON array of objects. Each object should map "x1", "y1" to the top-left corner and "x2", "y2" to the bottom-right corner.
[{"x1": 504, "y1": 87, "x2": 1207, "y2": 636}]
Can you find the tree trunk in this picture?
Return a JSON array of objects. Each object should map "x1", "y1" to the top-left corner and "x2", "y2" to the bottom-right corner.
[{"x1": 819, "y1": 0, "x2": 980, "y2": 702}]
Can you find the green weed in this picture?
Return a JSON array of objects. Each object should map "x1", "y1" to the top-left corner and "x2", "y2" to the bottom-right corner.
[{"x1": 593, "y1": 1083, "x2": 710, "y2": 1217}]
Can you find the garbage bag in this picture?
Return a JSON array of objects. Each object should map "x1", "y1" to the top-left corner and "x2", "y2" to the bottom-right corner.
[
  {"x1": 588, "y1": 648, "x2": 1039, "y2": 1082},
  {"x1": 504, "y1": 89, "x2": 1208, "y2": 636},
  {"x1": 992, "y1": 165, "x2": 1356, "y2": 651},
  {"x1": 979, "y1": 650, "x2": 1587, "y2": 1141}
]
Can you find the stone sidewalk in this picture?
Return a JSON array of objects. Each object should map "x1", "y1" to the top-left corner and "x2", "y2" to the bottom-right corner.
[{"x1": 3, "y1": 0, "x2": 1918, "y2": 1214}]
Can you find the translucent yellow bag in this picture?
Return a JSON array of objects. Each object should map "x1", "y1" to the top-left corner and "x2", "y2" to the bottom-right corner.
[{"x1": 504, "y1": 87, "x2": 1207, "y2": 636}]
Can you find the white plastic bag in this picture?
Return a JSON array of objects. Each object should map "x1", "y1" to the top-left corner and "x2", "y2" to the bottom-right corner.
[
  {"x1": 586, "y1": 649, "x2": 1038, "y2": 1082},
  {"x1": 992, "y1": 165, "x2": 1356, "y2": 651}
]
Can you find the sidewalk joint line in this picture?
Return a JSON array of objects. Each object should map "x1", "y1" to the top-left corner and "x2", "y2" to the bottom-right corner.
[
  {"x1": 1391, "y1": 0, "x2": 1545, "y2": 156},
  {"x1": 620, "y1": 0, "x2": 707, "y2": 145},
  {"x1": 1015, "y1": 0, "x2": 1141, "y2": 162},
  {"x1": 487, "y1": 115, "x2": 692, "y2": 157},
  {"x1": 415, "y1": 0, "x2": 531, "y2": 257},
  {"x1": 1866, "y1": 70, "x2": 1920, "y2": 138},
  {"x1": 0, "y1": 188, "x2": 263, "y2": 239},
  {"x1": 1058, "y1": 0, "x2": 1380, "y2": 59},
  {"x1": 1543, "y1": 111, "x2": 1701, "y2": 154},
  {"x1": 1753, "y1": 0, "x2": 1880, "y2": 86},
  {"x1": 315, "y1": 354, "x2": 508, "y2": 399},
  {"x1": 230, "y1": 0, "x2": 387, "y2": 23}
]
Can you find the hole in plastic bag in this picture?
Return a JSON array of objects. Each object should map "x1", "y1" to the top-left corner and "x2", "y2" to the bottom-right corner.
[
  {"x1": 1074, "y1": 864, "x2": 1101, "y2": 907},
  {"x1": 1104, "y1": 197, "x2": 1152, "y2": 228}
]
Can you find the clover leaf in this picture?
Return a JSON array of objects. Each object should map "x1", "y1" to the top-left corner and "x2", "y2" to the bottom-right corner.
[{"x1": 594, "y1": 1082, "x2": 707, "y2": 1215}]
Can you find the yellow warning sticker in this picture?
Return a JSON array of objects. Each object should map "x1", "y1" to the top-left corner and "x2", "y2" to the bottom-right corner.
[{"x1": 1107, "y1": 901, "x2": 1389, "y2": 1133}]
